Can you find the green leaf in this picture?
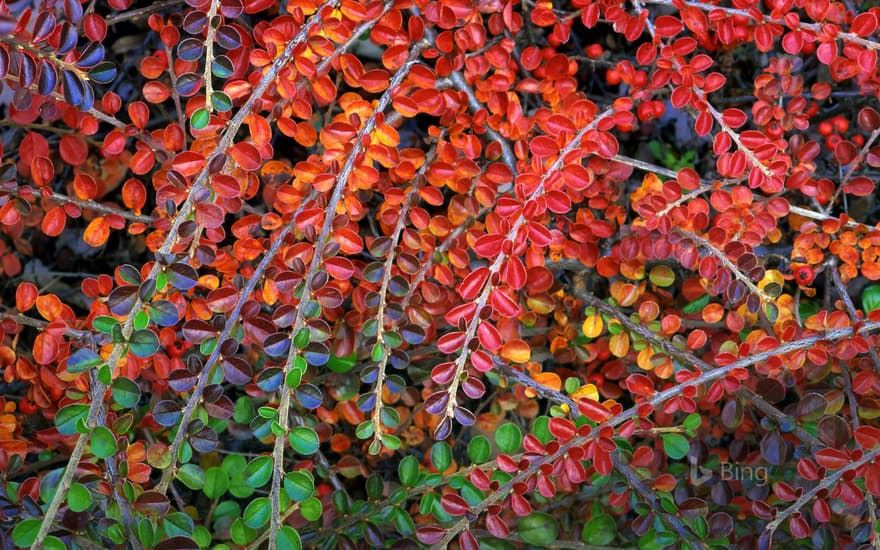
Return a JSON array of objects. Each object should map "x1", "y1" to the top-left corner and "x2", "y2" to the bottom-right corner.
[
  {"x1": 134, "y1": 310, "x2": 150, "y2": 330},
  {"x1": 112, "y1": 376, "x2": 141, "y2": 408},
  {"x1": 211, "y1": 91, "x2": 233, "y2": 112},
  {"x1": 300, "y1": 496, "x2": 322, "y2": 521},
  {"x1": 662, "y1": 433, "x2": 690, "y2": 460},
  {"x1": 467, "y1": 435, "x2": 491, "y2": 464},
  {"x1": 243, "y1": 497, "x2": 271, "y2": 529},
  {"x1": 43, "y1": 536, "x2": 66, "y2": 550},
  {"x1": 430, "y1": 441, "x2": 452, "y2": 472},
  {"x1": 177, "y1": 464, "x2": 205, "y2": 490},
  {"x1": 288, "y1": 426, "x2": 320, "y2": 455},
  {"x1": 863, "y1": 285, "x2": 880, "y2": 313},
  {"x1": 683, "y1": 413, "x2": 702, "y2": 432},
  {"x1": 191, "y1": 108, "x2": 210, "y2": 130},
  {"x1": 129, "y1": 329, "x2": 160, "y2": 358},
  {"x1": 495, "y1": 423, "x2": 523, "y2": 454},
  {"x1": 67, "y1": 482, "x2": 91, "y2": 512},
  {"x1": 326, "y1": 352, "x2": 357, "y2": 373},
  {"x1": 243, "y1": 456, "x2": 273, "y2": 488},
  {"x1": 398, "y1": 455, "x2": 419, "y2": 486},
  {"x1": 381, "y1": 433, "x2": 401, "y2": 450},
  {"x1": 285, "y1": 470, "x2": 314, "y2": 502},
  {"x1": 55, "y1": 404, "x2": 89, "y2": 435},
  {"x1": 12, "y1": 518, "x2": 41, "y2": 546},
  {"x1": 276, "y1": 526, "x2": 302, "y2": 550},
  {"x1": 90, "y1": 426, "x2": 117, "y2": 458},
  {"x1": 163, "y1": 512, "x2": 195, "y2": 538},
  {"x1": 582, "y1": 514, "x2": 617, "y2": 545},
  {"x1": 67, "y1": 348, "x2": 103, "y2": 373},
  {"x1": 682, "y1": 294, "x2": 710, "y2": 315},
  {"x1": 204, "y1": 467, "x2": 230, "y2": 499},
  {"x1": 230, "y1": 517, "x2": 257, "y2": 545},
  {"x1": 517, "y1": 512, "x2": 559, "y2": 545},
  {"x1": 355, "y1": 421, "x2": 374, "y2": 439},
  {"x1": 532, "y1": 416, "x2": 553, "y2": 445},
  {"x1": 93, "y1": 315, "x2": 119, "y2": 334}
]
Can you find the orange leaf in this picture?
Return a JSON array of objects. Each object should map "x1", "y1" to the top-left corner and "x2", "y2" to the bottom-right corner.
[
  {"x1": 36, "y1": 294, "x2": 63, "y2": 321},
  {"x1": 83, "y1": 217, "x2": 111, "y2": 247},
  {"x1": 500, "y1": 339, "x2": 531, "y2": 363},
  {"x1": 32, "y1": 333, "x2": 60, "y2": 364},
  {"x1": 533, "y1": 372, "x2": 561, "y2": 391}
]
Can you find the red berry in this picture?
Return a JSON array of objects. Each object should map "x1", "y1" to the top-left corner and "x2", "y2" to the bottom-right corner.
[
  {"x1": 19, "y1": 399, "x2": 37, "y2": 415},
  {"x1": 834, "y1": 115, "x2": 849, "y2": 133},
  {"x1": 606, "y1": 68, "x2": 621, "y2": 85},
  {"x1": 818, "y1": 120, "x2": 834, "y2": 136},
  {"x1": 793, "y1": 265, "x2": 815, "y2": 285},
  {"x1": 586, "y1": 44, "x2": 604, "y2": 59}
]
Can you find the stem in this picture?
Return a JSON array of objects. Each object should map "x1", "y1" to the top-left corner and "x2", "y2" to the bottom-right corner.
[
  {"x1": 267, "y1": 41, "x2": 425, "y2": 550},
  {"x1": 31, "y1": 372, "x2": 107, "y2": 548},
  {"x1": 105, "y1": 0, "x2": 186, "y2": 25},
  {"x1": 611, "y1": 454, "x2": 706, "y2": 550},
  {"x1": 764, "y1": 447, "x2": 880, "y2": 536},
  {"x1": 678, "y1": 229, "x2": 771, "y2": 304},
  {"x1": 43, "y1": 190, "x2": 155, "y2": 224},
  {"x1": 435, "y1": 319, "x2": 880, "y2": 545},
  {"x1": 32, "y1": 2, "x2": 337, "y2": 537},
  {"x1": 438, "y1": 105, "x2": 616, "y2": 432},
  {"x1": 202, "y1": 0, "x2": 222, "y2": 115}
]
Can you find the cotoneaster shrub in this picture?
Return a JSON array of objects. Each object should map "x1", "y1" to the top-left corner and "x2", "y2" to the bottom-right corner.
[{"x1": 1, "y1": 0, "x2": 880, "y2": 548}]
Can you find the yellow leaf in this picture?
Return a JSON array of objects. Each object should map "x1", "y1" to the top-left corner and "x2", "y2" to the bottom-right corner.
[
  {"x1": 582, "y1": 314, "x2": 604, "y2": 338},
  {"x1": 609, "y1": 332, "x2": 630, "y2": 358},
  {"x1": 571, "y1": 383, "x2": 599, "y2": 402},
  {"x1": 500, "y1": 339, "x2": 531, "y2": 363}
]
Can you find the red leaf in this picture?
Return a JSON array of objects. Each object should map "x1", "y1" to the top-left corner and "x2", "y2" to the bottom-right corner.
[
  {"x1": 59, "y1": 135, "x2": 88, "y2": 166},
  {"x1": 440, "y1": 494, "x2": 470, "y2": 516},
  {"x1": 172, "y1": 151, "x2": 206, "y2": 177},
  {"x1": 852, "y1": 12, "x2": 878, "y2": 37},
  {"x1": 722, "y1": 108, "x2": 748, "y2": 128},
  {"x1": 654, "y1": 15, "x2": 683, "y2": 37},
  {"x1": 473, "y1": 234, "x2": 505, "y2": 259},
  {"x1": 438, "y1": 332, "x2": 466, "y2": 354},
  {"x1": 530, "y1": 135, "x2": 558, "y2": 157},
  {"x1": 30, "y1": 156, "x2": 53, "y2": 187},
  {"x1": 416, "y1": 527, "x2": 447, "y2": 545},
  {"x1": 812, "y1": 498, "x2": 831, "y2": 523},
  {"x1": 595, "y1": 131, "x2": 619, "y2": 159},
  {"x1": 625, "y1": 373, "x2": 655, "y2": 396},
  {"x1": 510, "y1": 492, "x2": 532, "y2": 516},
  {"x1": 578, "y1": 398, "x2": 612, "y2": 422},
  {"x1": 459, "y1": 530, "x2": 479, "y2": 550},
  {"x1": 856, "y1": 426, "x2": 880, "y2": 449},
  {"x1": 503, "y1": 257, "x2": 527, "y2": 290},
  {"x1": 41, "y1": 206, "x2": 66, "y2": 237},
  {"x1": 230, "y1": 142, "x2": 262, "y2": 171},
  {"x1": 16, "y1": 283, "x2": 38, "y2": 312},
  {"x1": 458, "y1": 266, "x2": 490, "y2": 300},
  {"x1": 548, "y1": 418, "x2": 575, "y2": 441},
  {"x1": 477, "y1": 322, "x2": 502, "y2": 352},
  {"x1": 814, "y1": 448, "x2": 849, "y2": 469},
  {"x1": 486, "y1": 514, "x2": 509, "y2": 538}
]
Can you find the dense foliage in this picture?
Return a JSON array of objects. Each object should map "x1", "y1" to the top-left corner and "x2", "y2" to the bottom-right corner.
[{"x1": 2, "y1": 0, "x2": 880, "y2": 548}]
